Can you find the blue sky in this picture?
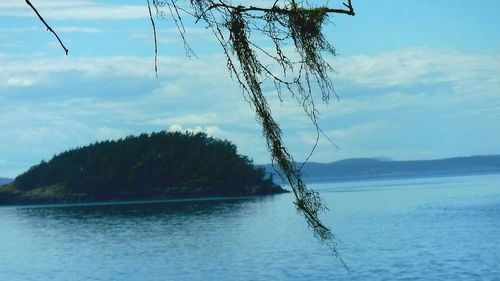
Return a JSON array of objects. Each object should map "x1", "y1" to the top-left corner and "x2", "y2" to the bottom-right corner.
[{"x1": 1, "y1": 0, "x2": 499, "y2": 177}]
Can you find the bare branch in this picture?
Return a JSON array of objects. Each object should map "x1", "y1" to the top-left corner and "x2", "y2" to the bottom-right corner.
[
  {"x1": 199, "y1": 2, "x2": 355, "y2": 17},
  {"x1": 147, "y1": 0, "x2": 159, "y2": 77},
  {"x1": 343, "y1": 0, "x2": 355, "y2": 15},
  {"x1": 25, "y1": 0, "x2": 68, "y2": 55}
]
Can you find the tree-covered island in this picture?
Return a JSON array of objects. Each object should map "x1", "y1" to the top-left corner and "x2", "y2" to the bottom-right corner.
[{"x1": 0, "y1": 131, "x2": 287, "y2": 205}]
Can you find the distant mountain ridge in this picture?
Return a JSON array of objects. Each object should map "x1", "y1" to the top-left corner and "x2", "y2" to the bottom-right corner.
[
  {"x1": 0, "y1": 178, "x2": 13, "y2": 185},
  {"x1": 264, "y1": 155, "x2": 500, "y2": 183}
]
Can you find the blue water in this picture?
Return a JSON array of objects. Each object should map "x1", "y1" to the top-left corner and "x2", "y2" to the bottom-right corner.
[{"x1": 1, "y1": 174, "x2": 499, "y2": 280}]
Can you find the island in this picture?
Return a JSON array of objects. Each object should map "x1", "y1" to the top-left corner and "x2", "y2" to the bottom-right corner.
[{"x1": 0, "y1": 131, "x2": 287, "y2": 205}]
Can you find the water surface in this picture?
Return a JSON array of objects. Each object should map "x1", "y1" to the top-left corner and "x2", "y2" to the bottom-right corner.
[{"x1": 1, "y1": 174, "x2": 499, "y2": 280}]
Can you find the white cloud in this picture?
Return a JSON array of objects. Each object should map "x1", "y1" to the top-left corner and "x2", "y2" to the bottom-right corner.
[
  {"x1": 96, "y1": 127, "x2": 129, "y2": 141},
  {"x1": 0, "y1": 0, "x2": 148, "y2": 20},
  {"x1": 130, "y1": 27, "x2": 215, "y2": 46},
  {"x1": 168, "y1": 124, "x2": 222, "y2": 137},
  {"x1": 0, "y1": 56, "x2": 148, "y2": 88},
  {"x1": 56, "y1": 26, "x2": 103, "y2": 33},
  {"x1": 6, "y1": 77, "x2": 37, "y2": 87},
  {"x1": 335, "y1": 48, "x2": 435, "y2": 86},
  {"x1": 326, "y1": 122, "x2": 389, "y2": 144},
  {"x1": 335, "y1": 47, "x2": 500, "y2": 91},
  {"x1": 151, "y1": 113, "x2": 219, "y2": 126},
  {"x1": 0, "y1": 26, "x2": 102, "y2": 33},
  {"x1": 1, "y1": 46, "x2": 500, "y2": 176}
]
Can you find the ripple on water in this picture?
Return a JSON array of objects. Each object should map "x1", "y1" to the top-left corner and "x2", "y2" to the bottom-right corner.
[{"x1": 1, "y1": 174, "x2": 500, "y2": 280}]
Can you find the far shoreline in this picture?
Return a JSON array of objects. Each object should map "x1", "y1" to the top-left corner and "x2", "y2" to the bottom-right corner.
[
  {"x1": 296, "y1": 170, "x2": 500, "y2": 185},
  {"x1": 0, "y1": 191, "x2": 290, "y2": 209}
]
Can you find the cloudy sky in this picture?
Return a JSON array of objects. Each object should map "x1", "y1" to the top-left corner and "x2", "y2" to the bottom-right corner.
[{"x1": 1, "y1": 0, "x2": 499, "y2": 177}]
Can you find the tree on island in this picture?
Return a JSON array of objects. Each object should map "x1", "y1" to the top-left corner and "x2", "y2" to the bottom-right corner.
[
  {"x1": 24, "y1": 0, "x2": 356, "y2": 258},
  {"x1": 9, "y1": 131, "x2": 285, "y2": 202}
]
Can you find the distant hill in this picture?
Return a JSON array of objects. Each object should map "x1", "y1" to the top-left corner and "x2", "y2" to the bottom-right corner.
[
  {"x1": 264, "y1": 155, "x2": 500, "y2": 183},
  {"x1": 0, "y1": 178, "x2": 13, "y2": 185},
  {"x1": 0, "y1": 131, "x2": 286, "y2": 205}
]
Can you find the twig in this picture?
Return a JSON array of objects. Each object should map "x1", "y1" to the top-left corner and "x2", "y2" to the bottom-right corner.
[
  {"x1": 25, "y1": 0, "x2": 68, "y2": 55},
  {"x1": 343, "y1": 0, "x2": 355, "y2": 15},
  {"x1": 147, "y1": 0, "x2": 158, "y2": 77}
]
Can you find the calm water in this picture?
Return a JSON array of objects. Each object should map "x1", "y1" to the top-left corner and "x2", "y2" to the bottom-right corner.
[{"x1": 1, "y1": 174, "x2": 499, "y2": 280}]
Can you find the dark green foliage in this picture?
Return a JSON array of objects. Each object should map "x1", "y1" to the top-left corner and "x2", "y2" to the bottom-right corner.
[{"x1": 12, "y1": 131, "x2": 283, "y2": 202}]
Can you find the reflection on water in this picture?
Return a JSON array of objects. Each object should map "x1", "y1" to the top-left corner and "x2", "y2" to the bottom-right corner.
[
  {"x1": 14, "y1": 197, "x2": 264, "y2": 222},
  {"x1": 1, "y1": 174, "x2": 500, "y2": 280}
]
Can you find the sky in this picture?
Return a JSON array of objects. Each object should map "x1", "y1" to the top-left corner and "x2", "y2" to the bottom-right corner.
[{"x1": 1, "y1": 0, "x2": 499, "y2": 178}]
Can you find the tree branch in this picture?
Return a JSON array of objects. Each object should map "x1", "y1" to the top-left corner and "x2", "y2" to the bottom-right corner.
[
  {"x1": 25, "y1": 0, "x2": 68, "y2": 55},
  {"x1": 147, "y1": 0, "x2": 159, "y2": 77},
  {"x1": 199, "y1": 1, "x2": 355, "y2": 18}
]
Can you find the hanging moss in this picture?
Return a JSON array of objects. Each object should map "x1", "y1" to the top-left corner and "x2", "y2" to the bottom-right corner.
[
  {"x1": 152, "y1": 0, "x2": 355, "y2": 262},
  {"x1": 289, "y1": 7, "x2": 329, "y2": 41}
]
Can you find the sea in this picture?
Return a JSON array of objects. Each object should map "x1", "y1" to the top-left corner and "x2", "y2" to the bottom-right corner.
[{"x1": 1, "y1": 173, "x2": 499, "y2": 280}]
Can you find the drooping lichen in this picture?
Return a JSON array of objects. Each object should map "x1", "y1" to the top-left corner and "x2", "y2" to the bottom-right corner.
[
  {"x1": 288, "y1": 6, "x2": 336, "y2": 102},
  {"x1": 152, "y1": 0, "x2": 355, "y2": 262}
]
